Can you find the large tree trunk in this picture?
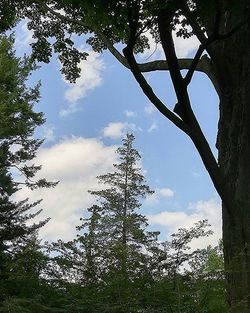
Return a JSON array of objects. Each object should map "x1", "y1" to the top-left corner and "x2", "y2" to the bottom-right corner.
[{"x1": 215, "y1": 7, "x2": 250, "y2": 311}]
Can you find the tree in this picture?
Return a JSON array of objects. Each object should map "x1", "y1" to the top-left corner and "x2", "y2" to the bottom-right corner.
[
  {"x1": 0, "y1": 236, "x2": 54, "y2": 313},
  {"x1": 48, "y1": 134, "x2": 160, "y2": 312},
  {"x1": 0, "y1": 33, "x2": 52, "y2": 252},
  {"x1": 49, "y1": 205, "x2": 226, "y2": 312},
  {"x1": 0, "y1": 34, "x2": 56, "y2": 309},
  {"x1": 88, "y1": 134, "x2": 155, "y2": 277},
  {"x1": 1, "y1": 1, "x2": 249, "y2": 311},
  {"x1": 49, "y1": 135, "x2": 225, "y2": 313}
]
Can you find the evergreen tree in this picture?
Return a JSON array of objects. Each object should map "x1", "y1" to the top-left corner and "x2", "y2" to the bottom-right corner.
[
  {"x1": 0, "y1": 2, "x2": 249, "y2": 309},
  {"x1": 0, "y1": 34, "x2": 56, "y2": 309},
  {"x1": 76, "y1": 204, "x2": 105, "y2": 285},
  {"x1": 0, "y1": 34, "x2": 55, "y2": 252},
  {"x1": 48, "y1": 134, "x2": 160, "y2": 312},
  {"x1": 87, "y1": 134, "x2": 156, "y2": 280},
  {"x1": 48, "y1": 135, "x2": 228, "y2": 312}
]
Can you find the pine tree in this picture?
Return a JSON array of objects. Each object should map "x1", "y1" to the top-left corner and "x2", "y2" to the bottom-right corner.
[
  {"x1": 76, "y1": 204, "x2": 105, "y2": 285},
  {"x1": 80, "y1": 134, "x2": 162, "y2": 312}
]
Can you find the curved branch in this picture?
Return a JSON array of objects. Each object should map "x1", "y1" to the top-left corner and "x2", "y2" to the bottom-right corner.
[
  {"x1": 37, "y1": 1, "x2": 216, "y2": 82},
  {"x1": 96, "y1": 29, "x2": 216, "y2": 81},
  {"x1": 157, "y1": 8, "x2": 235, "y2": 220},
  {"x1": 123, "y1": 55, "x2": 190, "y2": 135},
  {"x1": 179, "y1": 1, "x2": 230, "y2": 92}
]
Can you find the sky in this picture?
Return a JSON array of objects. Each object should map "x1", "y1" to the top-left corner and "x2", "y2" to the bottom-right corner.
[{"x1": 13, "y1": 19, "x2": 222, "y2": 250}]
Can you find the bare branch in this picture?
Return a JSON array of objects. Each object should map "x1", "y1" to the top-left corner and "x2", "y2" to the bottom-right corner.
[
  {"x1": 123, "y1": 5, "x2": 190, "y2": 135},
  {"x1": 157, "y1": 8, "x2": 235, "y2": 219},
  {"x1": 184, "y1": 44, "x2": 205, "y2": 85}
]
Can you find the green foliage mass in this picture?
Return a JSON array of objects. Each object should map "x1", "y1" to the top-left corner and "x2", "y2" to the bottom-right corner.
[
  {"x1": 45, "y1": 134, "x2": 229, "y2": 312},
  {"x1": 0, "y1": 34, "x2": 52, "y2": 254},
  {"x1": 0, "y1": 1, "x2": 237, "y2": 308},
  {"x1": 0, "y1": 34, "x2": 58, "y2": 312}
]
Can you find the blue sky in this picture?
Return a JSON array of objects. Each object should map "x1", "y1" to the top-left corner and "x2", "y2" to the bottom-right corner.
[{"x1": 13, "y1": 20, "x2": 222, "y2": 249}]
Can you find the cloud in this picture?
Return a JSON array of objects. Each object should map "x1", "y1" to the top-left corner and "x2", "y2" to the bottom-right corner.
[
  {"x1": 125, "y1": 110, "x2": 137, "y2": 118},
  {"x1": 144, "y1": 103, "x2": 157, "y2": 115},
  {"x1": 144, "y1": 187, "x2": 174, "y2": 205},
  {"x1": 138, "y1": 21, "x2": 200, "y2": 61},
  {"x1": 158, "y1": 188, "x2": 174, "y2": 198},
  {"x1": 14, "y1": 20, "x2": 34, "y2": 53},
  {"x1": 41, "y1": 125, "x2": 56, "y2": 143},
  {"x1": 14, "y1": 137, "x2": 117, "y2": 241},
  {"x1": 138, "y1": 31, "x2": 164, "y2": 61},
  {"x1": 60, "y1": 51, "x2": 105, "y2": 116},
  {"x1": 173, "y1": 31, "x2": 200, "y2": 58},
  {"x1": 191, "y1": 170, "x2": 202, "y2": 178},
  {"x1": 147, "y1": 122, "x2": 158, "y2": 133},
  {"x1": 101, "y1": 122, "x2": 137, "y2": 139},
  {"x1": 144, "y1": 193, "x2": 158, "y2": 205},
  {"x1": 147, "y1": 198, "x2": 222, "y2": 249}
]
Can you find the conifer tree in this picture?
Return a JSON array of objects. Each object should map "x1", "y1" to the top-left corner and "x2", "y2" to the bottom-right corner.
[
  {"x1": 0, "y1": 34, "x2": 55, "y2": 304},
  {"x1": 0, "y1": 34, "x2": 55, "y2": 252},
  {"x1": 47, "y1": 135, "x2": 227, "y2": 311},
  {"x1": 48, "y1": 134, "x2": 160, "y2": 312},
  {"x1": 87, "y1": 134, "x2": 156, "y2": 279}
]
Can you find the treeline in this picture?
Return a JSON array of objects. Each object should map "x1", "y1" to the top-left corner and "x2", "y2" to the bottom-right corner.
[{"x1": 0, "y1": 35, "x2": 228, "y2": 312}]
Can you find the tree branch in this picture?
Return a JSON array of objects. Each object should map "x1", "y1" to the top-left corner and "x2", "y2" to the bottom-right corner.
[
  {"x1": 157, "y1": 9, "x2": 194, "y2": 123},
  {"x1": 179, "y1": 1, "x2": 232, "y2": 92},
  {"x1": 157, "y1": 8, "x2": 235, "y2": 220},
  {"x1": 36, "y1": 0, "x2": 215, "y2": 81},
  {"x1": 184, "y1": 44, "x2": 205, "y2": 85},
  {"x1": 123, "y1": 3, "x2": 190, "y2": 135}
]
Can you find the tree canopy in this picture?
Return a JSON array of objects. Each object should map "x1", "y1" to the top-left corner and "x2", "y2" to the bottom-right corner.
[{"x1": 0, "y1": 1, "x2": 250, "y2": 311}]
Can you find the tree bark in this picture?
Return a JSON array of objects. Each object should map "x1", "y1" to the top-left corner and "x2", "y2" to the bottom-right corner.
[{"x1": 214, "y1": 6, "x2": 250, "y2": 311}]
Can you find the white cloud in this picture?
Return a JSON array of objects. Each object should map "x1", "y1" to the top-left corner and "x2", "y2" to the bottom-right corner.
[
  {"x1": 144, "y1": 103, "x2": 157, "y2": 115},
  {"x1": 158, "y1": 188, "x2": 174, "y2": 198},
  {"x1": 101, "y1": 122, "x2": 137, "y2": 139},
  {"x1": 138, "y1": 21, "x2": 200, "y2": 61},
  {"x1": 138, "y1": 31, "x2": 164, "y2": 61},
  {"x1": 14, "y1": 20, "x2": 34, "y2": 52},
  {"x1": 147, "y1": 122, "x2": 158, "y2": 133},
  {"x1": 125, "y1": 110, "x2": 137, "y2": 118},
  {"x1": 60, "y1": 51, "x2": 105, "y2": 116},
  {"x1": 144, "y1": 193, "x2": 158, "y2": 206},
  {"x1": 41, "y1": 125, "x2": 56, "y2": 143},
  {"x1": 147, "y1": 198, "x2": 222, "y2": 249},
  {"x1": 191, "y1": 170, "x2": 202, "y2": 178},
  {"x1": 173, "y1": 31, "x2": 200, "y2": 58},
  {"x1": 14, "y1": 137, "x2": 117, "y2": 241},
  {"x1": 144, "y1": 187, "x2": 174, "y2": 205}
]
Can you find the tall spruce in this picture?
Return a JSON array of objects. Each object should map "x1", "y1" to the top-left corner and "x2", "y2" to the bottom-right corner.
[
  {"x1": 48, "y1": 134, "x2": 160, "y2": 311},
  {"x1": 88, "y1": 134, "x2": 155, "y2": 279}
]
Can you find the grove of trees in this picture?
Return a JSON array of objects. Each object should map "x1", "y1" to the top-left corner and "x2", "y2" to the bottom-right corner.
[
  {"x1": 0, "y1": 104, "x2": 228, "y2": 311},
  {"x1": 45, "y1": 134, "x2": 227, "y2": 312},
  {"x1": 0, "y1": 49, "x2": 227, "y2": 310},
  {"x1": 0, "y1": 1, "x2": 250, "y2": 312}
]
